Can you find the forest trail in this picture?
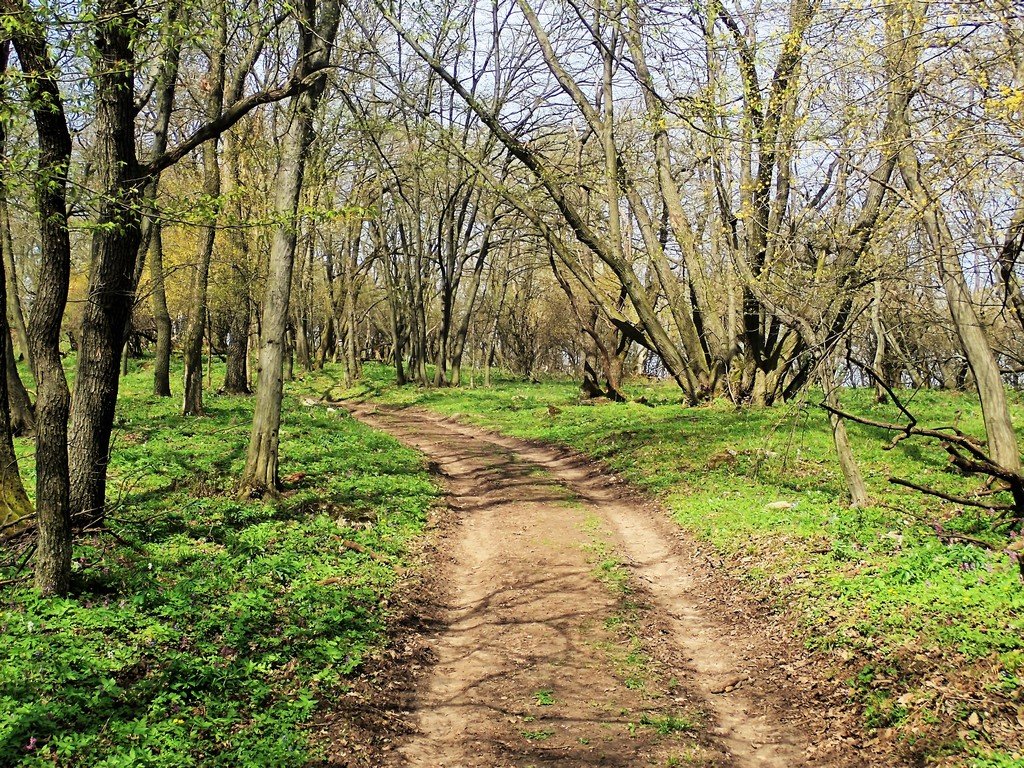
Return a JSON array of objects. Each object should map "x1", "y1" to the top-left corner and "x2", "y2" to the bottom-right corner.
[{"x1": 345, "y1": 404, "x2": 871, "y2": 768}]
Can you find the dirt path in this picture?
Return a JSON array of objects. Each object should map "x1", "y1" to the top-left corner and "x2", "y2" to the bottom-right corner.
[{"x1": 345, "y1": 404, "x2": 873, "y2": 768}]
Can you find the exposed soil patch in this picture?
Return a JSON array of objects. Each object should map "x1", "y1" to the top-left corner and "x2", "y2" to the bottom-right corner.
[{"x1": 342, "y1": 403, "x2": 891, "y2": 767}]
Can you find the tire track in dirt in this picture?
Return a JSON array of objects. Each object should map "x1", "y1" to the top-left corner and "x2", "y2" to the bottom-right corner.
[{"x1": 345, "y1": 403, "x2": 870, "y2": 768}]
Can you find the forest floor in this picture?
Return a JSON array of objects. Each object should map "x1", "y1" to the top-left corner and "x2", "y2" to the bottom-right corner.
[{"x1": 344, "y1": 402, "x2": 878, "y2": 768}]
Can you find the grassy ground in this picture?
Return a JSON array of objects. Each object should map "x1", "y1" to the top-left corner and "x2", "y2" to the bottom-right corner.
[
  {"x1": 0, "y1": 358, "x2": 436, "y2": 766},
  {"x1": 340, "y1": 362, "x2": 1024, "y2": 767}
]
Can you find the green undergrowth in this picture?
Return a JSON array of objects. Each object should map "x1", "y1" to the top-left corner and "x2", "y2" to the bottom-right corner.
[
  {"x1": 339, "y1": 362, "x2": 1024, "y2": 765},
  {"x1": 1, "y1": 358, "x2": 436, "y2": 766}
]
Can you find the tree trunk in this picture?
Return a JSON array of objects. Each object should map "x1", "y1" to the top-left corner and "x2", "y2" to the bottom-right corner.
[
  {"x1": 240, "y1": 0, "x2": 340, "y2": 495},
  {"x1": 6, "y1": 334, "x2": 34, "y2": 436},
  {"x1": 181, "y1": 5, "x2": 226, "y2": 416},
  {"x1": 1, "y1": 198, "x2": 31, "y2": 367},
  {"x1": 821, "y1": 365, "x2": 869, "y2": 507},
  {"x1": 68, "y1": 0, "x2": 145, "y2": 523},
  {"x1": 0, "y1": 44, "x2": 33, "y2": 535},
  {"x1": 0, "y1": 259, "x2": 32, "y2": 533},
  {"x1": 10, "y1": 29, "x2": 75, "y2": 595},
  {"x1": 899, "y1": 146, "x2": 1021, "y2": 474},
  {"x1": 150, "y1": 221, "x2": 173, "y2": 396},
  {"x1": 224, "y1": 306, "x2": 251, "y2": 394},
  {"x1": 871, "y1": 280, "x2": 888, "y2": 403}
]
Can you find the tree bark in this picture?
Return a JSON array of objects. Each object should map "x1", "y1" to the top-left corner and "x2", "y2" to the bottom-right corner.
[
  {"x1": 68, "y1": 0, "x2": 145, "y2": 523},
  {"x1": 150, "y1": 221, "x2": 173, "y2": 396},
  {"x1": 6, "y1": 334, "x2": 34, "y2": 436},
  {"x1": 224, "y1": 305, "x2": 251, "y2": 394},
  {"x1": 898, "y1": 147, "x2": 1021, "y2": 474},
  {"x1": 8, "y1": 24, "x2": 75, "y2": 594},
  {"x1": 0, "y1": 197, "x2": 30, "y2": 368},
  {"x1": 181, "y1": 3, "x2": 227, "y2": 416},
  {"x1": 240, "y1": 0, "x2": 340, "y2": 495}
]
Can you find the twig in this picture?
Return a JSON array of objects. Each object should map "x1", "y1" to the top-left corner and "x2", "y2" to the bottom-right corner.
[
  {"x1": 930, "y1": 528, "x2": 1000, "y2": 552},
  {"x1": 0, "y1": 512, "x2": 35, "y2": 536}
]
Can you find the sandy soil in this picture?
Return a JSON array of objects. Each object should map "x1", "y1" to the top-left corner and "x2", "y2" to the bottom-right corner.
[{"x1": 341, "y1": 404, "x2": 885, "y2": 768}]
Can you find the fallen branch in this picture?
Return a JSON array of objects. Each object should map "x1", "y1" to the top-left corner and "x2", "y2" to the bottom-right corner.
[{"x1": 889, "y1": 477, "x2": 1015, "y2": 511}]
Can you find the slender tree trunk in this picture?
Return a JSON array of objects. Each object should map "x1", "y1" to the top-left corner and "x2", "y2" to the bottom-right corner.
[
  {"x1": 0, "y1": 44, "x2": 32, "y2": 534},
  {"x1": 1, "y1": 199, "x2": 30, "y2": 367},
  {"x1": 240, "y1": 0, "x2": 340, "y2": 495},
  {"x1": 0, "y1": 255, "x2": 32, "y2": 532},
  {"x1": 899, "y1": 146, "x2": 1021, "y2": 473},
  {"x1": 871, "y1": 280, "x2": 888, "y2": 403},
  {"x1": 6, "y1": 335, "x2": 34, "y2": 436},
  {"x1": 222, "y1": 125, "x2": 252, "y2": 394},
  {"x1": 821, "y1": 363, "x2": 869, "y2": 507},
  {"x1": 449, "y1": 217, "x2": 494, "y2": 387},
  {"x1": 293, "y1": 240, "x2": 313, "y2": 371},
  {"x1": 181, "y1": 5, "x2": 226, "y2": 416},
  {"x1": 150, "y1": 221, "x2": 173, "y2": 396},
  {"x1": 314, "y1": 313, "x2": 334, "y2": 370}
]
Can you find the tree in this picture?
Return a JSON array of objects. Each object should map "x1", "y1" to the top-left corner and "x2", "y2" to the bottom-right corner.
[
  {"x1": 240, "y1": 0, "x2": 342, "y2": 495},
  {"x1": 6, "y1": 2, "x2": 76, "y2": 594}
]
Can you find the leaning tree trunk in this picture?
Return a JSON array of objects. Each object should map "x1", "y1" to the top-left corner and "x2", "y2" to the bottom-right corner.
[
  {"x1": 9, "y1": 29, "x2": 74, "y2": 595},
  {"x1": 240, "y1": 0, "x2": 340, "y2": 495},
  {"x1": 899, "y1": 146, "x2": 1021, "y2": 474},
  {"x1": 821, "y1": 362, "x2": 869, "y2": 507}
]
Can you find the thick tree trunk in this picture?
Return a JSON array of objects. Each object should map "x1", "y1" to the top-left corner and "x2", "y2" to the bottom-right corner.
[
  {"x1": 68, "y1": 0, "x2": 145, "y2": 523},
  {"x1": 224, "y1": 307, "x2": 251, "y2": 394},
  {"x1": 10, "y1": 29, "x2": 75, "y2": 595}
]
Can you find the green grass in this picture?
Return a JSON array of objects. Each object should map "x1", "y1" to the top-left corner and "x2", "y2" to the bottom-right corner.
[
  {"x1": 533, "y1": 688, "x2": 555, "y2": 706},
  {"x1": 343, "y1": 362, "x2": 1024, "y2": 764},
  {"x1": 520, "y1": 728, "x2": 554, "y2": 741},
  {"x1": 637, "y1": 712, "x2": 699, "y2": 735},
  {"x1": 0, "y1": 357, "x2": 437, "y2": 766}
]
